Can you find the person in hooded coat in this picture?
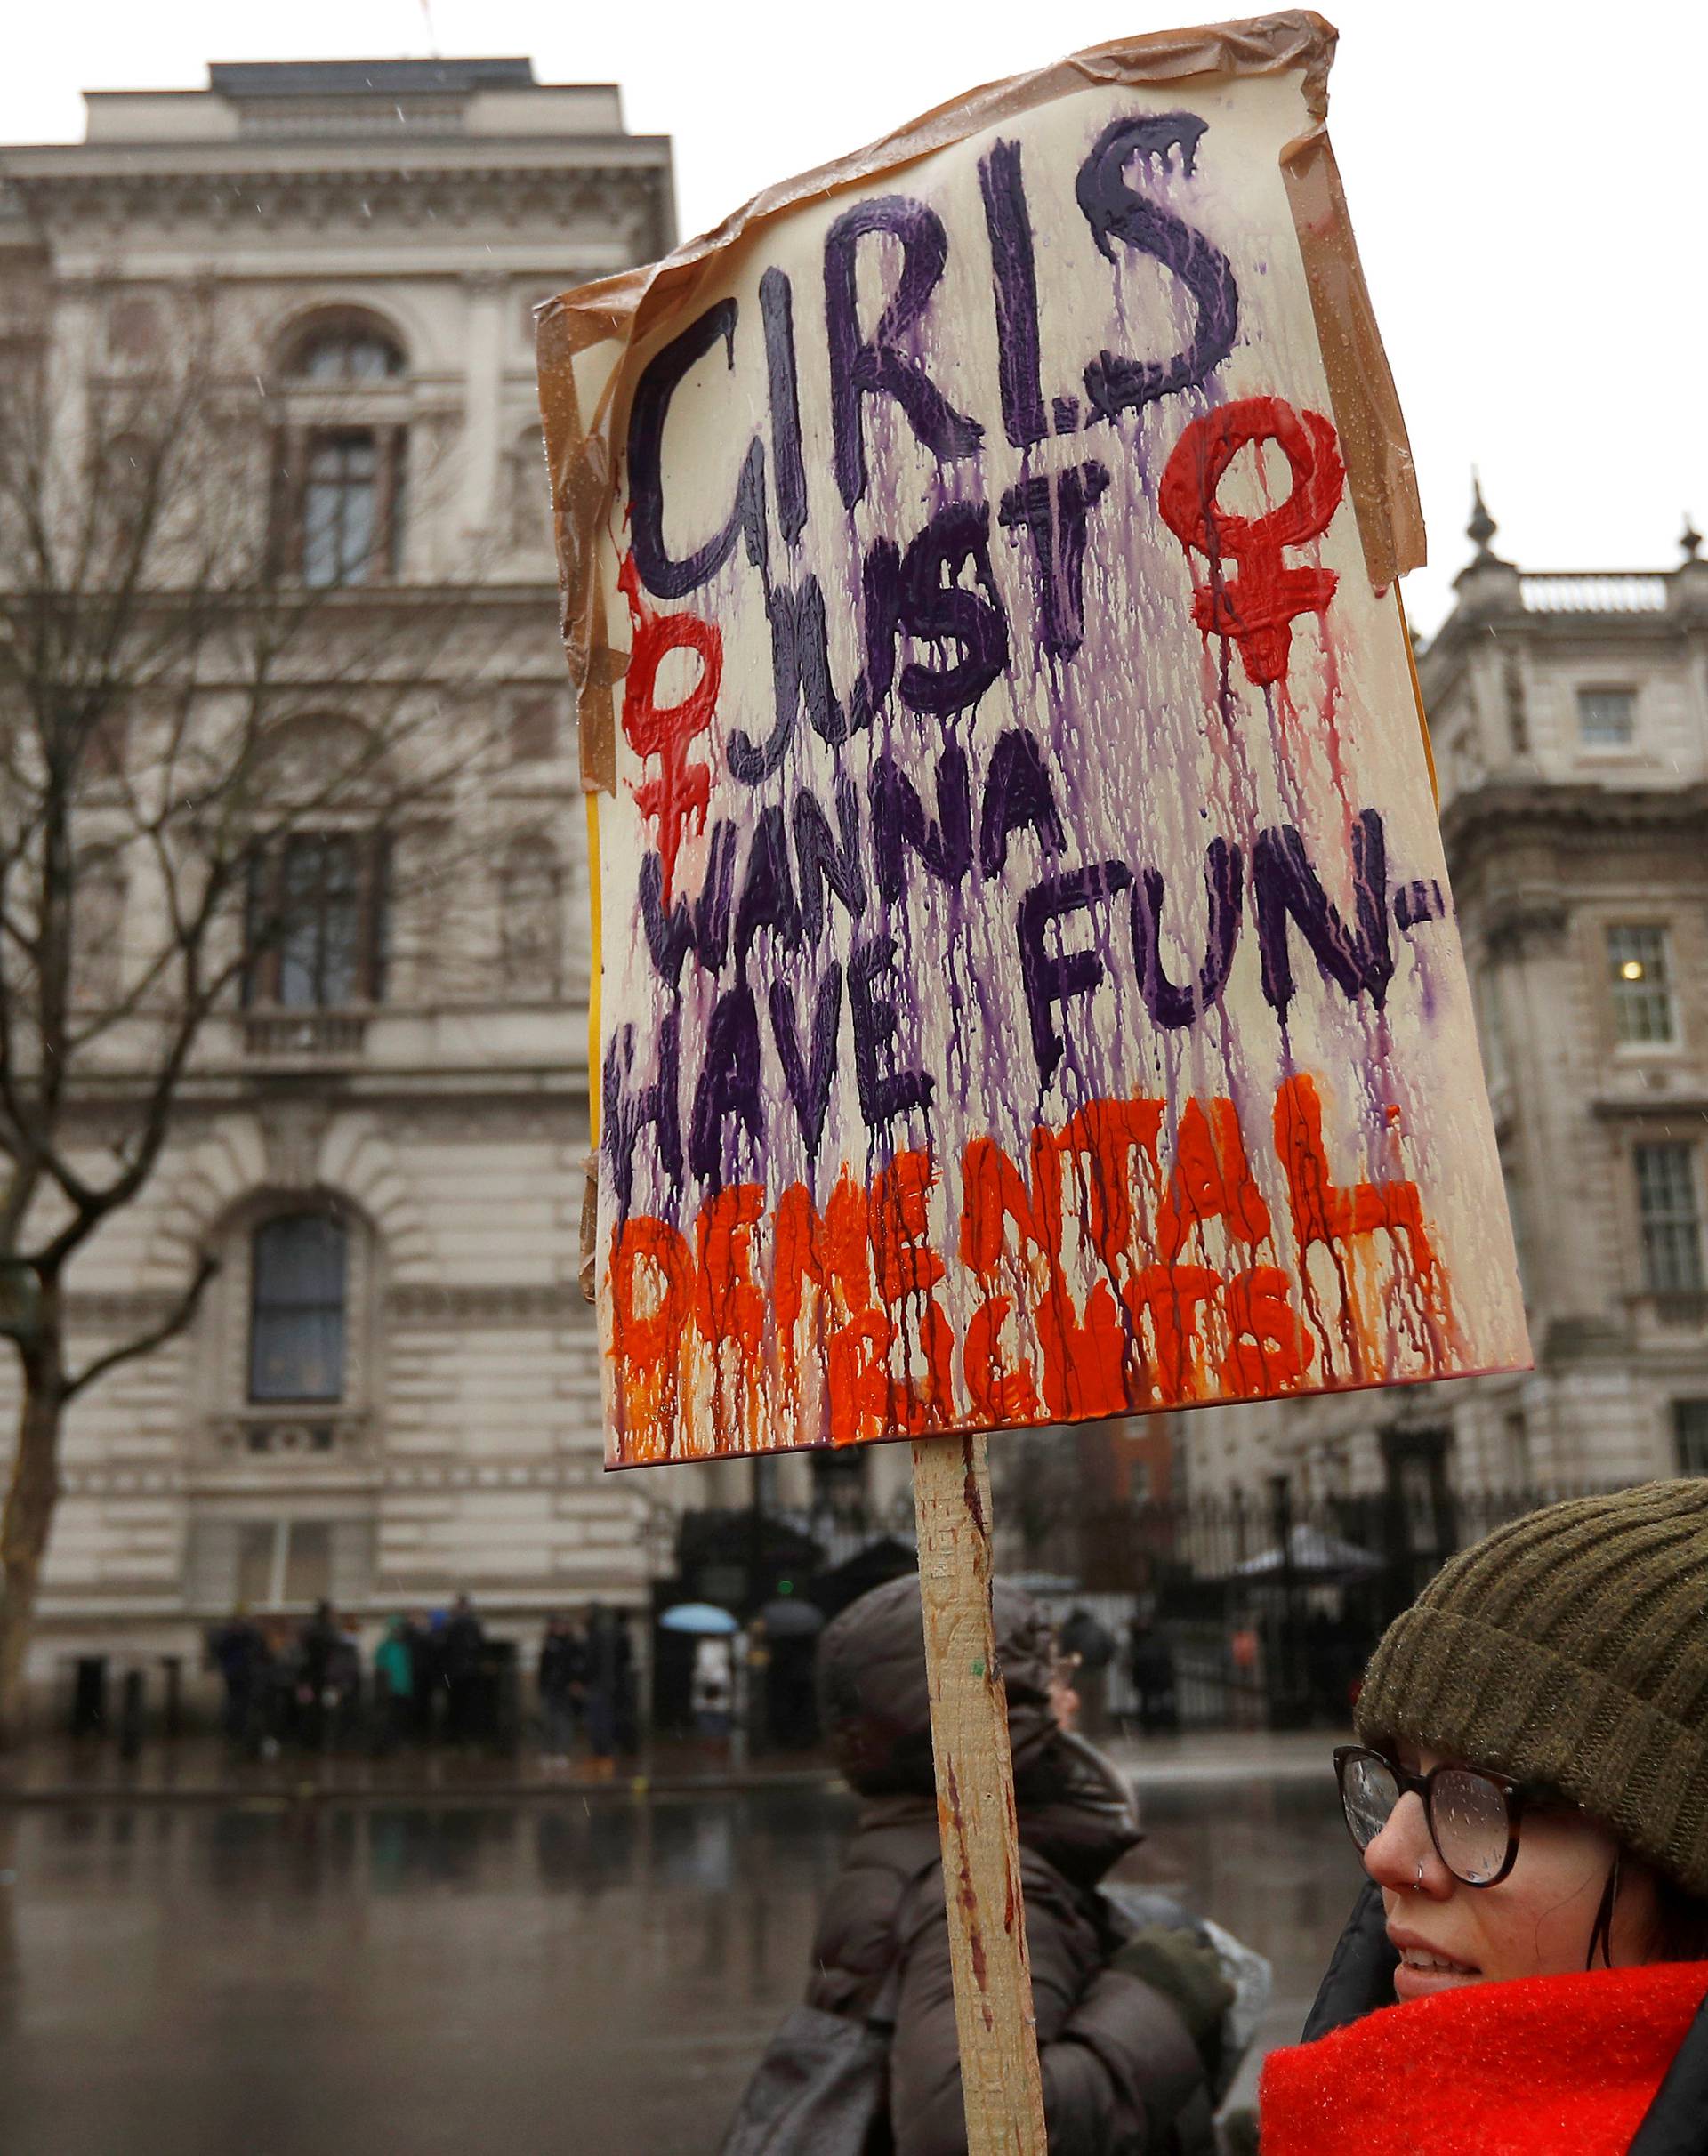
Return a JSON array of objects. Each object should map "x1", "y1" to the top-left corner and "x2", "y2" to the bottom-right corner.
[
  {"x1": 1260, "y1": 1481, "x2": 1708, "y2": 2156},
  {"x1": 808, "y1": 1574, "x2": 1222, "y2": 2156}
]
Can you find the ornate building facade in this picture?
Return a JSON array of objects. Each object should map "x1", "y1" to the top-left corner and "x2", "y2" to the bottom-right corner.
[
  {"x1": 0, "y1": 58, "x2": 741, "y2": 1705},
  {"x1": 1190, "y1": 499, "x2": 1708, "y2": 1509}
]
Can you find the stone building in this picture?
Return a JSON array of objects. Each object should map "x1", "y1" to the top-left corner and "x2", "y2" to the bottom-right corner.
[
  {"x1": 0, "y1": 57, "x2": 717, "y2": 1710},
  {"x1": 1191, "y1": 495, "x2": 1708, "y2": 1512}
]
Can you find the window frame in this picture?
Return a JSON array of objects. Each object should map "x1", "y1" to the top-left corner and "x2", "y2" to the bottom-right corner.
[
  {"x1": 283, "y1": 316, "x2": 407, "y2": 387},
  {"x1": 1607, "y1": 924, "x2": 1678, "y2": 1050},
  {"x1": 1634, "y1": 1143, "x2": 1705, "y2": 1296},
  {"x1": 1575, "y1": 684, "x2": 1637, "y2": 750},
  {"x1": 247, "y1": 1211, "x2": 350, "y2": 1406},
  {"x1": 294, "y1": 328, "x2": 405, "y2": 385},
  {"x1": 302, "y1": 429, "x2": 380, "y2": 589},
  {"x1": 270, "y1": 315, "x2": 410, "y2": 589},
  {"x1": 244, "y1": 828, "x2": 390, "y2": 1011},
  {"x1": 507, "y1": 424, "x2": 552, "y2": 556},
  {"x1": 497, "y1": 833, "x2": 564, "y2": 1001},
  {"x1": 235, "y1": 1520, "x2": 337, "y2": 1611},
  {"x1": 1675, "y1": 1401, "x2": 1708, "y2": 1476}
]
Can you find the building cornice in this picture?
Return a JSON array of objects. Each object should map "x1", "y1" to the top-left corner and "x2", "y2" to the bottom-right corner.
[
  {"x1": 65, "y1": 1283, "x2": 584, "y2": 1330},
  {"x1": 3, "y1": 135, "x2": 669, "y2": 180},
  {"x1": 1589, "y1": 1090, "x2": 1708, "y2": 1123},
  {"x1": 1442, "y1": 778, "x2": 1708, "y2": 865},
  {"x1": 56, "y1": 1456, "x2": 608, "y2": 1500},
  {"x1": 1, "y1": 155, "x2": 670, "y2": 244}
]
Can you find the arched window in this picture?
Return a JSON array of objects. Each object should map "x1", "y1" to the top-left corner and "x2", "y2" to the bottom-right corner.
[
  {"x1": 248, "y1": 1211, "x2": 348, "y2": 1404},
  {"x1": 498, "y1": 834, "x2": 562, "y2": 1000},
  {"x1": 286, "y1": 320, "x2": 407, "y2": 384}
]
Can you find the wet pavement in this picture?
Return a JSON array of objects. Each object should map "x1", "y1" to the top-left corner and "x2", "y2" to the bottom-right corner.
[{"x1": 0, "y1": 1767, "x2": 1360, "y2": 2154}]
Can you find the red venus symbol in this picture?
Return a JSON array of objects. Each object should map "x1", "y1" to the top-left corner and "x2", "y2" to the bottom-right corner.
[
  {"x1": 617, "y1": 554, "x2": 721, "y2": 902},
  {"x1": 1158, "y1": 395, "x2": 1346, "y2": 690}
]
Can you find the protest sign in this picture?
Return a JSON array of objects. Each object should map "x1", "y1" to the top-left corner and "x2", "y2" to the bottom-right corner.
[
  {"x1": 542, "y1": 20, "x2": 1532, "y2": 2147},
  {"x1": 540, "y1": 17, "x2": 1527, "y2": 1475}
]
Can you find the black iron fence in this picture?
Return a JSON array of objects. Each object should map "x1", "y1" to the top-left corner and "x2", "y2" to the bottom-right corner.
[{"x1": 665, "y1": 1480, "x2": 1634, "y2": 1736}]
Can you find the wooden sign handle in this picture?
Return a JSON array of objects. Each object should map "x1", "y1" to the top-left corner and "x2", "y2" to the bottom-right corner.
[{"x1": 912, "y1": 1431, "x2": 1049, "y2": 2154}]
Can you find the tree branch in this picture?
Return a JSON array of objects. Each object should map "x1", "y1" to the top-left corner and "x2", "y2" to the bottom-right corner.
[{"x1": 61, "y1": 1247, "x2": 219, "y2": 1402}]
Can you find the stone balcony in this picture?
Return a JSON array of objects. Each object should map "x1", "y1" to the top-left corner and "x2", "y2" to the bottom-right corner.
[
  {"x1": 1626, "y1": 1292, "x2": 1708, "y2": 1348},
  {"x1": 208, "y1": 1408, "x2": 369, "y2": 1461},
  {"x1": 240, "y1": 1010, "x2": 368, "y2": 1066}
]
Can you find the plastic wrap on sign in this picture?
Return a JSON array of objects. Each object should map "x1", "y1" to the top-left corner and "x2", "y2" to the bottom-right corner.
[{"x1": 538, "y1": 10, "x2": 1530, "y2": 1468}]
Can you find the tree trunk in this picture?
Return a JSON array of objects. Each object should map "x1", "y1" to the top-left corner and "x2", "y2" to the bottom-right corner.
[{"x1": 0, "y1": 1317, "x2": 65, "y2": 1750}]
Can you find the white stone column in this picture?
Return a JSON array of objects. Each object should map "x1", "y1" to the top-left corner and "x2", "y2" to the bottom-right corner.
[
  {"x1": 459, "y1": 270, "x2": 507, "y2": 541},
  {"x1": 46, "y1": 280, "x2": 102, "y2": 534}
]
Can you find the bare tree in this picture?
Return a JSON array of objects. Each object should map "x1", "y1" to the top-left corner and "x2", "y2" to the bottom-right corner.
[{"x1": 0, "y1": 286, "x2": 513, "y2": 1738}]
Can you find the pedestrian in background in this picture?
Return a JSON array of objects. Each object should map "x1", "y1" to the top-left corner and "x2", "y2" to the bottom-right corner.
[
  {"x1": 208, "y1": 1605, "x2": 266, "y2": 1753},
  {"x1": 328, "y1": 1618, "x2": 364, "y2": 1750},
  {"x1": 373, "y1": 1615, "x2": 415, "y2": 1756},
  {"x1": 690, "y1": 1634, "x2": 735, "y2": 1748},
  {"x1": 537, "y1": 1612, "x2": 586, "y2": 1769},
  {"x1": 1059, "y1": 1604, "x2": 1116, "y2": 1734},
  {"x1": 1127, "y1": 1613, "x2": 1179, "y2": 1735},
  {"x1": 439, "y1": 1594, "x2": 486, "y2": 1747},
  {"x1": 406, "y1": 1609, "x2": 437, "y2": 1743},
  {"x1": 726, "y1": 1575, "x2": 1228, "y2": 2154},
  {"x1": 297, "y1": 1598, "x2": 339, "y2": 1750},
  {"x1": 258, "y1": 1616, "x2": 298, "y2": 1758},
  {"x1": 1262, "y1": 1482, "x2": 1708, "y2": 2154},
  {"x1": 581, "y1": 1604, "x2": 629, "y2": 1781}
]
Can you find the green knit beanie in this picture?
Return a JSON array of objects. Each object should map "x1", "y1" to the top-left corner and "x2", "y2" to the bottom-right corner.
[{"x1": 1355, "y1": 1479, "x2": 1708, "y2": 1899}]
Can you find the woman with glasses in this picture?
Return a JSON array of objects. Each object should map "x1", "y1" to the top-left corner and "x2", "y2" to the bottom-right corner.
[{"x1": 1259, "y1": 1480, "x2": 1708, "y2": 2153}]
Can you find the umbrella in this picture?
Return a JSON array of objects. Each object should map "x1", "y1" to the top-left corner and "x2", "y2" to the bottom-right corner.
[
  {"x1": 756, "y1": 1597, "x2": 825, "y2": 1638},
  {"x1": 658, "y1": 1602, "x2": 741, "y2": 1635},
  {"x1": 1232, "y1": 1524, "x2": 1383, "y2": 1581}
]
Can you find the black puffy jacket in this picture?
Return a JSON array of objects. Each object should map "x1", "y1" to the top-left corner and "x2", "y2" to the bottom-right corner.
[{"x1": 807, "y1": 1576, "x2": 1215, "y2": 2156}]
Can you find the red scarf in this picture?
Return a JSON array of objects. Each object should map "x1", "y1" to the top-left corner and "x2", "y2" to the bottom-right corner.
[{"x1": 1259, "y1": 1961, "x2": 1708, "y2": 2154}]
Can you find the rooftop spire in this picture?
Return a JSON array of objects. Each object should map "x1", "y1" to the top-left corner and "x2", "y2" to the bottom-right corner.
[
  {"x1": 1682, "y1": 513, "x2": 1703, "y2": 563},
  {"x1": 1467, "y1": 470, "x2": 1500, "y2": 563}
]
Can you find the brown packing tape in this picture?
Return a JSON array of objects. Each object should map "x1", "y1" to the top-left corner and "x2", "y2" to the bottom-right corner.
[
  {"x1": 536, "y1": 8, "x2": 1426, "y2": 787},
  {"x1": 1279, "y1": 125, "x2": 1424, "y2": 591},
  {"x1": 579, "y1": 1148, "x2": 599, "y2": 1306},
  {"x1": 536, "y1": 306, "x2": 621, "y2": 793}
]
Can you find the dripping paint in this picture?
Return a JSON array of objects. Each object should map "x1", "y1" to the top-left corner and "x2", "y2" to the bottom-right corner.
[{"x1": 544, "y1": 41, "x2": 1531, "y2": 1468}]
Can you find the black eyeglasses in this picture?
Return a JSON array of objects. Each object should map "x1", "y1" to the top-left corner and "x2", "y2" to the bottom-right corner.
[{"x1": 1333, "y1": 1744, "x2": 1537, "y2": 1887}]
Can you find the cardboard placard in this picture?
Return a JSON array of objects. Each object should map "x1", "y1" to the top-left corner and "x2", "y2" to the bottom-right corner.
[{"x1": 541, "y1": 14, "x2": 1530, "y2": 1468}]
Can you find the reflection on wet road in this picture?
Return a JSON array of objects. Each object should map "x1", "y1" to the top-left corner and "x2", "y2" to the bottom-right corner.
[{"x1": 0, "y1": 1775, "x2": 1358, "y2": 2154}]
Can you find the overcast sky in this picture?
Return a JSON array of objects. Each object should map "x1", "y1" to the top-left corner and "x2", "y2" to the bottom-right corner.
[{"x1": 4, "y1": 0, "x2": 1704, "y2": 632}]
